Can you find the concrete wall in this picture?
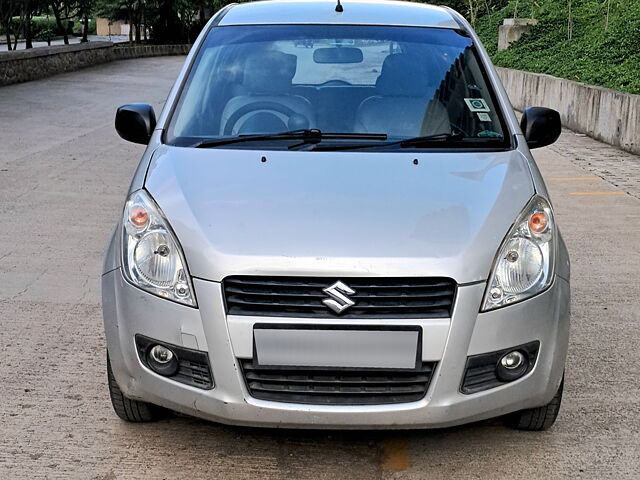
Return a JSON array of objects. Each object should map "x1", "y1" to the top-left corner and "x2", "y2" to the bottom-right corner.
[
  {"x1": 498, "y1": 18, "x2": 538, "y2": 51},
  {"x1": 0, "y1": 42, "x2": 190, "y2": 87},
  {"x1": 497, "y1": 67, "x2": 640, "y2": 155}
]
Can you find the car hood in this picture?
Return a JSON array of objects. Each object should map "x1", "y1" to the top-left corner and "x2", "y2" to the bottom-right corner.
[{"x1": 145, "y1": 145, "x2": 534, "y2": 283}]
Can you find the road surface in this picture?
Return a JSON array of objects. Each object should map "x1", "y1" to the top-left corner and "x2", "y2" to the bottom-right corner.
[{"x1": 0, "y1": 57, "x2": 638, "y2": 479}]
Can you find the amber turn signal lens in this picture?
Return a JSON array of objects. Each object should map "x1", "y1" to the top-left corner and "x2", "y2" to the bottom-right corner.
[
  {"x1": 130, "y1": 205, "x2": 149, "y2": 228},
  {"x1": 528, "y1": 211, "x2": 548, "y2": 233}
]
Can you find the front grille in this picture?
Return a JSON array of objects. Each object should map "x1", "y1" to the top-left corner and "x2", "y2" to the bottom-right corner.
[
  {"x1": 223, "y1": 276, "x2": 456, "y2": 318},
  {"x1": 241, "y1": 361, "x2": 436, "y2": 405}
]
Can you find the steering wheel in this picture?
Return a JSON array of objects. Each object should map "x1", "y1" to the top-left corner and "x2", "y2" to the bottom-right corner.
[
  {"x1": 318, "y1": 79, "x2": 352, "y2": 87},
  {"x1": 223, "y1": 102, "x2": 310, "y2": 135}
]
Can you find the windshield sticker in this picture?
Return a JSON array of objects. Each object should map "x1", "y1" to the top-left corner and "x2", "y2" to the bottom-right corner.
[
  {"x1": 464, "y1": 98, "x2": 490, "y2": 112},
  {"x1": 477, "y1": 112, "x2": 491, "y2": 122}
]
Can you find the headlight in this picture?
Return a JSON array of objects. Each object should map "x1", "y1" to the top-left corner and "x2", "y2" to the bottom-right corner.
[
  {"x1": 121, "y1": 190, "x2": 196, "y2": 307},
  {"x1": 482, "y1": 195, "x2": 555, "y2": 311}
]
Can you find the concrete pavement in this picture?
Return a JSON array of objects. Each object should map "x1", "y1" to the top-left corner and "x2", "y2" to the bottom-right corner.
[{"x1": 0, "y1": 56, "x2": 639, "y2": 479}]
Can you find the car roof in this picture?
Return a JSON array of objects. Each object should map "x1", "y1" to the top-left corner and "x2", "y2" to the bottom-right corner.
[{"x1": 218, "y1": 0, "x2": 461, "y2": 29}]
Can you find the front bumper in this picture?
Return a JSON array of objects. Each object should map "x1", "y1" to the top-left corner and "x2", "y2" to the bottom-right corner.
[{"x1": 102, "y1": 267, "x2": 570, "y2": 429}]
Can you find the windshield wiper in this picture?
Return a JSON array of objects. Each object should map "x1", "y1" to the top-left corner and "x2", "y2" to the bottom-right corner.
[
  {"x1": 193, "y1": 129, "x2": 317, "y2": 148},
  {"x1": 312, "y1": 131, "x2": 505, "y2": 151},
  {"x1": 311, "y1": 132, "x2": 466, "y2": 151},
  {"x1": 285, "y1": 130, "x2": 388, "y2": 149},
  {"x1": 193, "y1": 129, "x2": 387, "y2": 148},
  {"x1": 399, "y1": 131, "x2": 466, "y2": 147}
]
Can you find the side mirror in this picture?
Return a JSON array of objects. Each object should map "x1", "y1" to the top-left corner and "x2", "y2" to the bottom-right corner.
[
  {"x1": 115, "y1": 103, "x2": 156, "y2": 145},
  {"x1": 520, "y1": 107, "x2": 561, "y2": 149}
]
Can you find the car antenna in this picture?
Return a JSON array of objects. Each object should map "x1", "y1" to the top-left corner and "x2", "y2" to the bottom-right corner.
[{"x1": 335, "y1": 0, "x2": 344, "y2": 12}]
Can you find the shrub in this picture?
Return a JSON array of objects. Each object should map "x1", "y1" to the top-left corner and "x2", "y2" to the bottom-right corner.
[
  {"x1": 469, "y1": 0, "x2": 640, "y2": 94},
  {"x1": 31, "y1": 17, "x2": 58, "y2": 42}
]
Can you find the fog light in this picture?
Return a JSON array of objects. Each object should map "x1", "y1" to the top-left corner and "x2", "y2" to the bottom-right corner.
[
  {"x1": 150, "y1": 345, "x2": 173, "y2": 364},
  {"x1": 496, "y1": 350, "x2": 528, "y2": 382},
  {"x1": 500, "y1": 351, "x2": 525, "y2": 369},
  {"x1": 147, "y1": 344, "x2": 178, "y2": 376}
]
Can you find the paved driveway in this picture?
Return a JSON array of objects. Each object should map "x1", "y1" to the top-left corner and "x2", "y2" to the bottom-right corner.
[{"x1": 0, "y1": 57, "x2": 638, "y2": 479}]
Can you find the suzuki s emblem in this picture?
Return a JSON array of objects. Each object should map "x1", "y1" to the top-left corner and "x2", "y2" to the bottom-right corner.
[{"x1": 322, "y1": 281, "x2": 356, "y2": 314}]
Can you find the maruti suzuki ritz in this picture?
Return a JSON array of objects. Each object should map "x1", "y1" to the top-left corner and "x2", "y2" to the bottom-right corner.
[{"x1": 103, "y1": 0, "x2": 570, "y2": 431}]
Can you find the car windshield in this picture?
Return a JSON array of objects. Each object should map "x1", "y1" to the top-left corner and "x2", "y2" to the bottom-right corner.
[{"x1": 166, "y1": 24, "x2": 510, "y2": 150}]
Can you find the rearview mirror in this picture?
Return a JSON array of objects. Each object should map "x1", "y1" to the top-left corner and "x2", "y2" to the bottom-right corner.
[
  {"x1": 313, "y1": 47, "x2": 363, "y2": 64},
  {"x1": 520, "y1": 107, "x2": 561, "y2": 149},
  {"x1": 115, "y1": 103, "x2": 156, "y2": 145}
]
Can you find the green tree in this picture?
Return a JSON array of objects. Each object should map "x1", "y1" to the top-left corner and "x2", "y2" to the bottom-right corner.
[
  {"x1": 78, "y1": 0, "x2": 95, "y2": 42},
  {"x1": 1, "y1": 0, "x2": 48, "y2": 50},
  {"x1": 0, "y1": 0, "x2": 19, "y2": 49},
  {"x1": 49, "y1": 0, "x2": 79, "y2": 44}
]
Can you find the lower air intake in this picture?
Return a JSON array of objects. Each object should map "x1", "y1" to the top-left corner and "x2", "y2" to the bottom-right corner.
[
  {"x1": 461, "y1": 341, "x2": 539, "y2": 394},
  {"x1": 241, "y1": 361, "x2": 436, "y2": 405},
  {"x1": 135, "y1": 335, "x2": 214, "y2": 390}
]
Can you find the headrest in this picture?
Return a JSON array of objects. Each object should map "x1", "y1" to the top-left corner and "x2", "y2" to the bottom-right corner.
[
  {"x1": 375, "y1": 54, "x2": 433, "y2": 97},
  {"x1": 242, "y1": 51, "x2": 297, "y2": 94}
]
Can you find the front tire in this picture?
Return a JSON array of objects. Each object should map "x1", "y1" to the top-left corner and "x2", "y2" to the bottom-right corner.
[
  {"x1": 107, "y1": 355, "x2": 166, "y2": 422},
  {"x1": 504, "y1": 377, "x2": 564, "y2": 431}
]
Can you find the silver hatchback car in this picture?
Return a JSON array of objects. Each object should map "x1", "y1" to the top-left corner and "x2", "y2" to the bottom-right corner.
[{"x1": 103, "y1": 0, "x2": 570, "y2": 431}]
